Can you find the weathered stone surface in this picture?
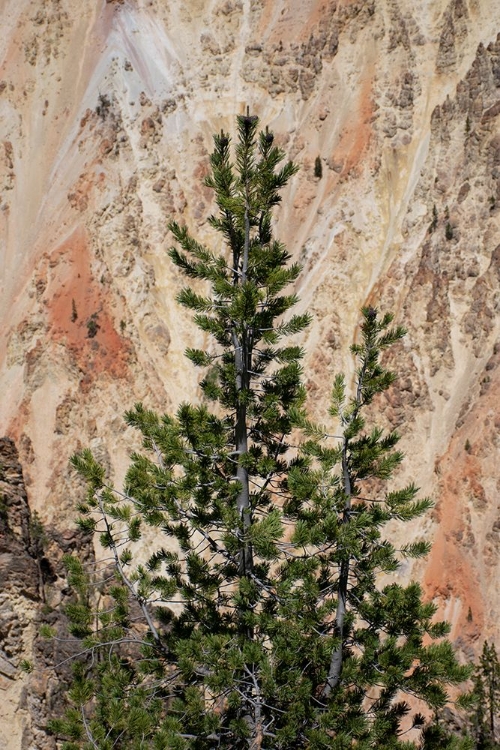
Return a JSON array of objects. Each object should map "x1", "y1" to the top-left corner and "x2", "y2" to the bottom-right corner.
[
  {"x1": 0, "y1": 438, "x2": 93, "y2": 748},
  {"x1": 0, "y1": 438, "x2": 42, "y2": 748}
]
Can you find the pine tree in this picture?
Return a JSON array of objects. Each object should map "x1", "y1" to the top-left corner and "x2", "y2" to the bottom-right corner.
[
  {"x1": 47, "y1": 114, "x2": 470, "y2": 749},
  {"x1": 465, "y1": 642, "x2": 500, "y2": 749}
]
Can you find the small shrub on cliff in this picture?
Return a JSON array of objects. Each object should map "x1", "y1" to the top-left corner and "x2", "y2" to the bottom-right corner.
[
  {"x1": 86, "y1": 314, "x2": 100, "y2": 339},
  {"x1": 50, "y1": 115, "x2": 470, "y2": 749},
  {"x1": 314, "y1": 155, "x2": 323, "y2": 179},
  {"x1": 429, "y1": 204, "x2": 438, "y2": 233}
]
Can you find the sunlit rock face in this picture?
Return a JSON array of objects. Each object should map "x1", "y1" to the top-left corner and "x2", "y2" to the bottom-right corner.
[{"x1": 0, "y1": 0, "x2": 499, "y2": 744}]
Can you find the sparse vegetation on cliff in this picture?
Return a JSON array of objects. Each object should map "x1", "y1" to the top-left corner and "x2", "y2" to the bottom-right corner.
[
  {"x1": 86, "y1": 313, "x2": 100, "y2": 338},
  {"x1": 314, "y1": 155, "x2": 323, "y2": 179},
  {"x1": 48, "y1": 116, "x2": 470, "y2": 749}
]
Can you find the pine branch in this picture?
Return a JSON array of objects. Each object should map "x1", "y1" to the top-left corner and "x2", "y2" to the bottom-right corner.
[
  {"x1": 96, "y1": 493, "x2": 167, "y2": 653},
  {"x1": 80, "y1": 704, "x2": 99, "y2": 750}
]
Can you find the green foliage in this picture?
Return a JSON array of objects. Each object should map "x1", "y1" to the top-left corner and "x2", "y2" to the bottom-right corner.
[
  {"x1": 19, "y1": 659, "x2": 34, "y2": 673},
  {"x1": 429, "y1": 204, "x2": 438, "y2": 233},
  {"x1": 314, "y1": 155, "x2": 323, "y2": 179},
  {"x1": 30, "y1": 510, "x2": 48, "y2": 549},
  {"x1": 86, "y1": 314, "x2": 100, "y2": 339},
  {"x1": 50, "y1": 115, "x2": 469, "y2": 749},
  {"x1": 462, "y1": 642, "x2": 500, "y2": 749},
  {"x1": 40, "y1": 624, "x2": 56, "y2": 638}
]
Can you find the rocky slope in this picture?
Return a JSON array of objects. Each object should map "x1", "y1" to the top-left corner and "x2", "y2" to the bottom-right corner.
[{"x1": 0, "y1": 0, "x2": 499, "y2": 745}]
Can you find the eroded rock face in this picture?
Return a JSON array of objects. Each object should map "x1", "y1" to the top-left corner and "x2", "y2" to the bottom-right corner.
[
  {"x1": 0, "y1": 0, "x2": 499, "y2": 744},
  {"x1": 0, "y1": 438, "x2": 93, "y2": 749},
  {"x1": 0, "y1": 438, "x2": 42, "y2": 749}
]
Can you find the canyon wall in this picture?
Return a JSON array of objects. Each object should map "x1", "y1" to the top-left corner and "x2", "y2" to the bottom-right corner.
[{"x1": 0, "y1": 0, "x2": 499, "y2": 745}]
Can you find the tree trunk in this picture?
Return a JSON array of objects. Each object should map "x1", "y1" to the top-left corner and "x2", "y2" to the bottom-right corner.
[
  {"x1": 234, "y1": 203, "x2": 253, "y2": 579},
  {"x1": 323, "y1": 440, "x2": 352, "y2": 698}
]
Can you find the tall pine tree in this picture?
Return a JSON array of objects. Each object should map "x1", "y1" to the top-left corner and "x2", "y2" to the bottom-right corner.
[{"x1": 47, "y1": 114, "x2": 470, "y2": 749}]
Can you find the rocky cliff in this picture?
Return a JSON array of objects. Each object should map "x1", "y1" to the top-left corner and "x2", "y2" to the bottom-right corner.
[
  {"x1": 1, "y1": 0, "x2": 499, "y2": 745},
  {"x1": 0, "y1": 438, "x2": 93, "y2": 748}
]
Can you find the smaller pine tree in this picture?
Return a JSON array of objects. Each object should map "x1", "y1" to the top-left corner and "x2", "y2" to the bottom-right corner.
[
  {"x1": 467, "y1": 642, "x2": 500, "y2": 749},
  {"x1": 314, "y1": 155, "x2": 323, "y2": 179}
]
